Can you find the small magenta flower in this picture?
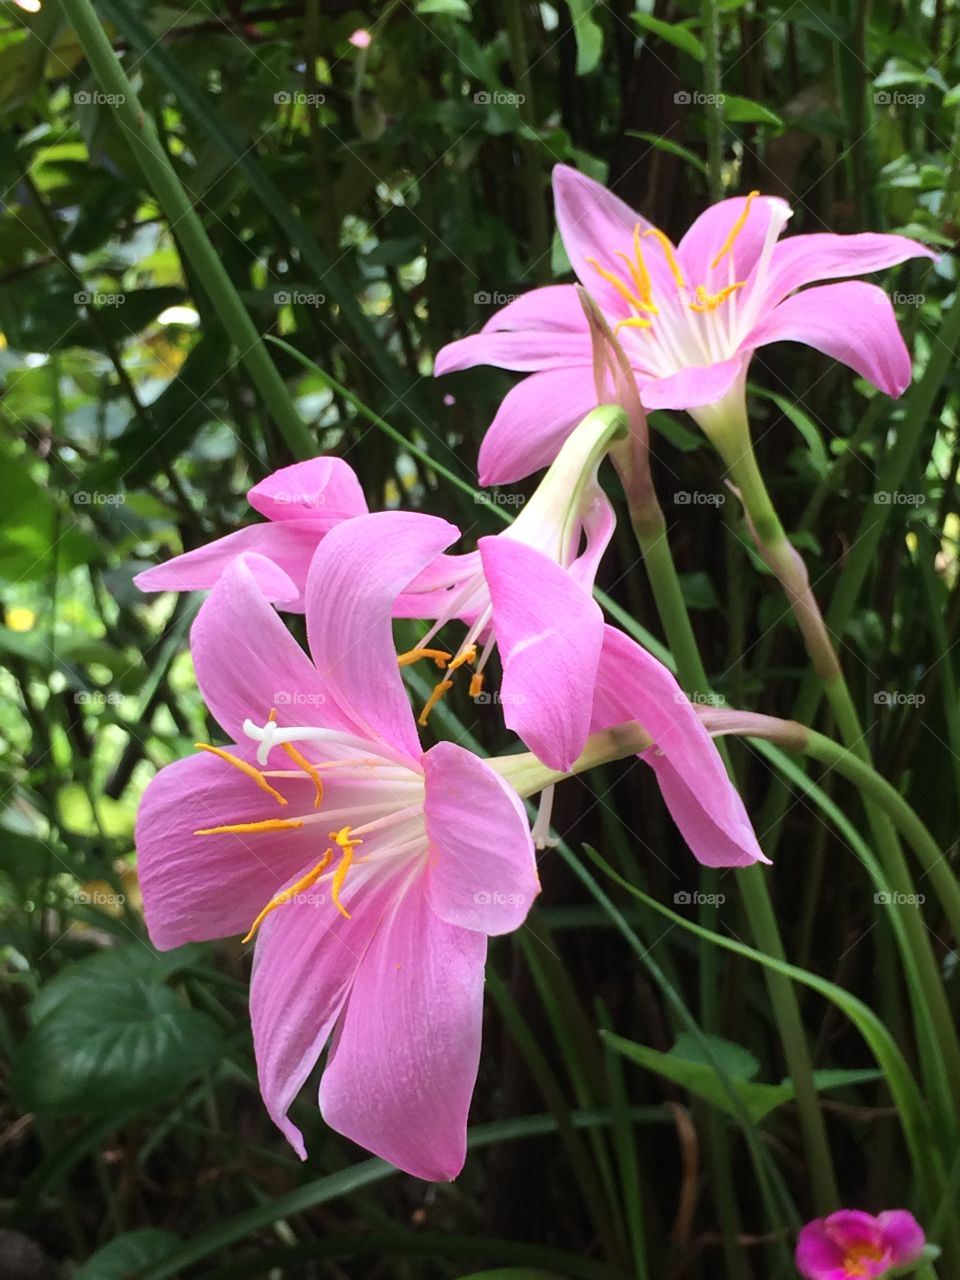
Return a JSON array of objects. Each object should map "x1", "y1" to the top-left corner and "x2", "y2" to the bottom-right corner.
[
  {"x1": 434, "y1": 164, "x2": 934, "y2": 483},
  {"x1": 134, "y1": 456, "x2": 369, "y2": 609},
  {"x1": 796, "y1": 1210, "x2": 926, "y2": 1279},
  {"x1": 136, "y1": 513, "x2": 539, "y2": 1180}
]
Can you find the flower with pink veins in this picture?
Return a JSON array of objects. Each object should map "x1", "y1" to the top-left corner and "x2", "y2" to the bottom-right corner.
[
  {"x1": 396, "y1": 404, "x2": 626, "y2": 773},
  {"x1": 796, "y1": 1210, "x2": 927, "y2": 1279},
  {"x1": 135, "y1": 512, "x2": 540, "y2": 1180},
  {"x1": 134, "y1": 456, "x2": 369, "y2": 610},
  {"x1": 434, "y1": 164, "x2": 935, "y2": 484}
]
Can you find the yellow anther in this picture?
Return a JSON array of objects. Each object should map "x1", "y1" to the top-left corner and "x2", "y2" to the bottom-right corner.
[
  {"x1": 194, "y1": 742, "x2": 287, "y2": 806},
  {"x1": 241, "y1": 849, "x2": 333, "y2": 943},
  {"x1": 586, "y1": 256, "x2": 645, "y2": 310},
  {"x1": 643, "y1": 228, "x2": 686, "y2": 290},
  {"x1": 710, "y1": 190, "x2": 759, "y2": 269},
  {"x1": 613, "y1": 316, "x2": 653, "y2": 334},
  {"x1": 329, "y1": 827, "x2": 362, "y2": 920},
  {"x1": 280, "y1": 741, "x2": 324, "y2": 808},
  {"x1": 194, "y1": 817, "x2": 305, "y2": 836},
  {"x1": 633, "y1": 222, "x2": 655, "y2": 302},
  {"x1": 418, "y1": 678, "x2": 454, "y2": 726},
  {"x1": 687, "y1": 281, "x2": 746, "y2": 313},
  {"x1": 469, "y1": 671, "x2": 485, "y2": 699},
  {"x1": 397, "y1": 646, "x2": 452, "y2": 669},
  {"x1": 448, "y1": 644, "x2": 477, "y2": 673}
]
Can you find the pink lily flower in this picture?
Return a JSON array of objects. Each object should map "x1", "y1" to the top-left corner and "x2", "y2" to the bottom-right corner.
[
  {"x1": 434, "y1": 164, "x2": 934, "y2": 484},
  {"x1": 134, "y1": 456, "x2": 369, "y2": 609},
  {"x1": 135, "y1": 513, "x2": 540, "y2": 1180},
  {"x1": 395, "y1": 405, "x2": 624, "y2": 773},
  {"x1": 796, "y1": 1210, "x2": 927, "y2": 1279}
]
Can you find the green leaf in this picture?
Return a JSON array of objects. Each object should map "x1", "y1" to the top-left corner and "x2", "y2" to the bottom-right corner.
[
  {"x1": 0, "y1": 441, "x2": 99, "y2": 583},
  {"x1": 416, "y1": 0, "x2": 472, "y2": 15},
  {"x1": 722, "y1": 95, "x2": 784, "y2": 127},
  {"x1": 626, "y1": 130, "x2": 708, "y2": 176},
  {"x1": 750, "y1": 386, "x2": 830, "y2": 476},
  {"x1": 75, "y1": 1231, "x2": 183, "y2": 1280},
  {"x1": 604, "y1": 1030, "x2": 881, "y2": 1122},
  {"x1": 632, "y1": 13, "x2": 704, "y2": 61},
  {"x1": 14, "y1": 944, "x2": 222, "y2": 1113},
  {"x1": 566, "y1": 0, "x2": 603, "y2": 75}
]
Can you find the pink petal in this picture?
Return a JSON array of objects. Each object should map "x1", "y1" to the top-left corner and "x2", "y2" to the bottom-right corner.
[
  {"x1": 795, "y1": 1220, "x2": 847, "y2": 1279},
  {"x1": 877, "y1": 1211, "x2": 926, "y2": 1264},
  {"x1": 247, "y1": 456, "x2": 368, "y2": 523},
  {"x1": 304, "y1": 511, "x2": 459, "y2": 760},
  {"x1": 591, "y1": 626, "x2": 767, "y2": 867},
  {"x1": 136, "y1": 750, "x2": 320, "y2": 949},
  {"x1": 638, "y1": 355, "x2": 745, "y2": 411},
  {"x1": 433, "y1": 330, "x2": 593, "y2": 375},
  {"x1": 250, "y1": 869, "x2": 398, "y2": 1159},
  {"x1": 746, "y1": 281, "x2": 912, "y2": 397},
  {"x1": 135, "y1": 520, "x2": 337, "y2": 610},
  {"x1": 477, "y1": 367, "x2": 599, "y2": 485},
  {"x1": 480, "y1": 536, "x2": 604, "y2": 772},
  {"x1": 567, "y1": 480, "x2": 617, "y2": 593},
  {"x1": 192, "y1": 554, "x2": 346, "y2": 743},
  {"x1": 422, "y1": 740, "x2": 538, "y2": 934},
  {"x1": 678, "y1": 193, "x2": 791, "y2": 286},
  {"x1": 481, "y1": 284, "x2": 588, "y2": 334},
  {"x1": 761, "y1": 231, "x2": 936, "y2": 310},
  {"x1": 552, "y1": 164, "x2": 678, "y2": 311},
  {"x1": 319, "y1": 885, "x2": 486, "y2": 1180}
]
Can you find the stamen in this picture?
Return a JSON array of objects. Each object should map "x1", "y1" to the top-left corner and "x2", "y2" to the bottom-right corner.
[
  {"x1": 448, "y1": 644, "x2": 477, "y2": 673},
  {"x1": 194, "y1": 743, "x2": 287, "y2": 806},
  {"x1": 280, "y1": 741, "x2": 324, "y2": 808},
  {"x1": 469, "y1": 671, "x2": 485, "y2": 699},
  {"x1": 687, "y1": 282, "x2": 746, "y2": 313},
  {"x1": 195, "y1": 817, "x2": 305, "y2": 835},
  {"x1": 330, "y1": 826, "x2": 362, "y2": 919},
  {"x1": 586, "y1": 256, "x2": 644, "y2": 310},
  {"x1": 613, "y1": 316, "x2": 653, "y2": 334},
  {"x1": 241, "y1": 848, "x2": 333, "y2": 943},
  {"x1": 418, "y1": 678, "x2": 453, "y2": 726},
  {"x1": 397, "y1": 646, "x2": 452, "y2": 669},
  {"x1": 643, "y1": 228, "x2": 686, "y2": 290},
  {"x1": 710, "y1": 190, "x2": 759, "y2": 269}
]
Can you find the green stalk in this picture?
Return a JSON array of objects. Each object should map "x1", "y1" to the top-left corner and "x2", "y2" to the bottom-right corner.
[
  {"x1": 701, "y1": 0, "x2": 724, "y2": 202},
  {"x1": 716, "y1": 424, "x2": 960, "y2": 1132},
  {"x1": 65, "y1": 0, "x2": 314, "y2": 460},
  {"x1": 626, "y1": 505, "x2": 840, "y2": 1213}
]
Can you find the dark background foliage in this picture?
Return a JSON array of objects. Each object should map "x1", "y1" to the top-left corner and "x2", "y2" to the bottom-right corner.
[{"x1": 0, "y1": 0, "x2": 957, "y2": 1276}]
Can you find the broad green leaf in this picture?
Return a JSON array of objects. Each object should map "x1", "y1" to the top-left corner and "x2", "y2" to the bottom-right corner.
[
  {"x1": 750, "y1": 386, "x2": 830, "y2": 476},
  {"x1": 566, "y1": 0, "x2": 603, "y2": 75},
  {"x1": 626, "y1": 130, "x2": 708, "y2": 176},
  {"x1": 632, "y1": 13, "x2": 704, "y2": 61},
  {"x1": 416, "y1": 0, "x2": 472, "y2": 15},
  {"x1": 0, "y1": 442, "x2": 99, "y2": 583},
  {"x1": 722, "y1": 95, "x2": 784, "y2": 127},
  {"x1": 75, "y1": 1231, "x2": 183, "y2": 1280}
]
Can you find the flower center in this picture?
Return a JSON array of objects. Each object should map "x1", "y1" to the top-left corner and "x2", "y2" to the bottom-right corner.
[
  {"x1": 192, "y1": 711, "x2": 424, "y2": 938},
  {"x1": 586, "y1": 192, "x2": 759, "y2": 367}
]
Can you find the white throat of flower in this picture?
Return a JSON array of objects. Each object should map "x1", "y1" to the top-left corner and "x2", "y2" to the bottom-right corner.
[{"x1": 398, "y1": 405, "x2": 627, "y2": 722}]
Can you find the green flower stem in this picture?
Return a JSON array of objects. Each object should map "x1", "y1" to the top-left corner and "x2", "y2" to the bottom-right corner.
[
  {"x1": 66, "y1": 0, "x2": 314, "y2": 460},
  {"x1": 624, "y1": 510, "x2": 841, "y2": 1213},
  {"x1": 716, "y1": 427, "x2": 960, "y2": 1126}
]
